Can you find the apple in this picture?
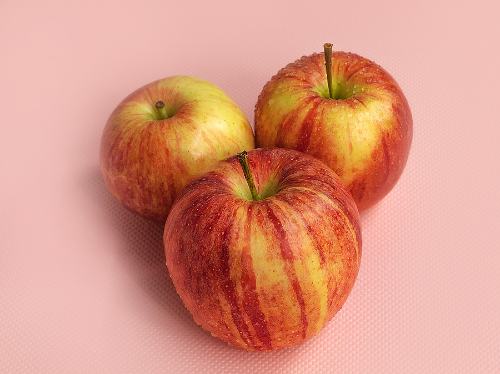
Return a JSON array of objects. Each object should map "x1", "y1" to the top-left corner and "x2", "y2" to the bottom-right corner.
[
  {"x1": 164, "y1": 148, "x2": 361, "y2": 351},
  {"x1": 254, "y1": 44, "x2": 412, "y2": 211},
  {"x1": 100, "y1": 76, "x2": 255, "y2": 220}
]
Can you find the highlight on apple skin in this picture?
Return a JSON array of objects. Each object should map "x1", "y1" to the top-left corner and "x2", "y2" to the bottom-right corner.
[
  {"x1": 254, "y1": 48, "x2": 412, "y2": 211},
  {"x1": 100, "y1": 76, "x2": 255, "y2": 221},
  {"x1": 164, "y1": 148, "x2": 361, "y2": 351}
]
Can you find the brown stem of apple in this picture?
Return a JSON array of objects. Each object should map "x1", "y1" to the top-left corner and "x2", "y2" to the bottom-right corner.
[
  {"x1": 324, "y1": 43, "x2": 335, "y2": 99},
  {"x1": 155, "y1": 101, "x2": 168, "y2": 120},
  {"x1": 236, "y1": 151, "x2": 259, "y2": 201}
]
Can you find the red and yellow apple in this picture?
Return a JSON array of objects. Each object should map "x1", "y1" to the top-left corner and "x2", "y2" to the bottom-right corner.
[
  {"x1": 100, "y1": 76, "x2": 254, "y2": 220},
  {"x1": 164, "y1": 148, "x2": 361, "y2": 351},
  {"x1": 255, "y1": 45, "x2": 412, "y2": 211}
]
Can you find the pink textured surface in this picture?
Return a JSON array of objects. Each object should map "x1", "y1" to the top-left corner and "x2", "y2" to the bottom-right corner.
[{"x1": 1, "y1": 0, "x2": 499, "y2": 372}]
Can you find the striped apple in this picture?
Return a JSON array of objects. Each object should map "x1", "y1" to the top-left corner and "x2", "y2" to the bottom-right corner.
[
  {"x1": 255, "y1": 44, "x2": 412, "y2": 211},
  {"x1": 101, "y1": 76, "x2": 254, "y2": 221},
  {"x1": 164, "y1": 148, "x2": 361, "y2": 351}
]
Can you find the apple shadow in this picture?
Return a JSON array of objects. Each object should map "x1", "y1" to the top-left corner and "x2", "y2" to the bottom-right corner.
[{"x1": 87, "y1": 169, "x2": 198, "y2": 329}]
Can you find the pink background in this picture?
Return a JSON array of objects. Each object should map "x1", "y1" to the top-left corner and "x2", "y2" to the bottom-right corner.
[{"x1": 1, "y1": 0, "x2": 499, "y2": 372}]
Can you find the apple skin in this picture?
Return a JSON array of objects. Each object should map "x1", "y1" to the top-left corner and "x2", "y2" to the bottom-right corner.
[
  {"x1": 164, "y1": 148, "x2": 361, "y2": 351},
  {"x1": 254, "y1": 51, "x2": 412, "y2": 211},
  {"x1": 100, "y1": 76, "x2": 255, "y2": 220}
]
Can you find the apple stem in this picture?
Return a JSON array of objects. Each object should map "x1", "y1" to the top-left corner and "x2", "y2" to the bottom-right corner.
[
  {"x1": 236, "y1": 151, "x2": 259, "y2": 201},
  {"x1": 155, "y1": 101, "x2": 168, "y2": 120},
  {"x1": 324, "y1": 43, "x2": 335, "y2": 99}
]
